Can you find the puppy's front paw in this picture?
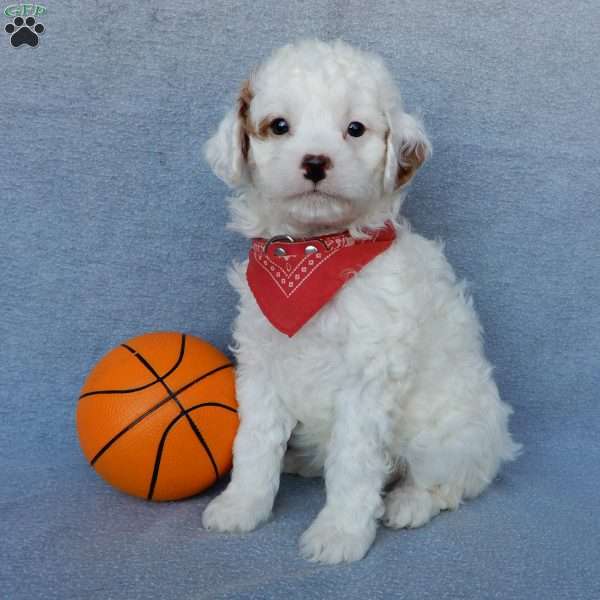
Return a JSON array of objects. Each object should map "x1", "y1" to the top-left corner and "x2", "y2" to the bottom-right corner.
[
  {"x1": 299, "y1": 509, "x2": 376, "y2": 564},
  {"x1": 202, "y1": 491, "x2": 272, "y2": 533}
]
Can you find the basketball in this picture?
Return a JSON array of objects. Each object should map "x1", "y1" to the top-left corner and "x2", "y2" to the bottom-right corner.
[{"x1": 76, "y1": 331, "x2": 238, "y2": 501}]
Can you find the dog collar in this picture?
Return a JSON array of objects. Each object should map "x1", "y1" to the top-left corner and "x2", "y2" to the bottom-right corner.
[{"x1": 246, "y1": 220, "x2": 397, "y2": 336}]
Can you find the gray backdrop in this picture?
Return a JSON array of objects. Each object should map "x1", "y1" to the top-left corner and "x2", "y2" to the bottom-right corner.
[{"x1": 1, "y1": 1, "x2": 599, "y2": 599}]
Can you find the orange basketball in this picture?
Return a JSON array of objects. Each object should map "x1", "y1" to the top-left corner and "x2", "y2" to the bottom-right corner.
[{"x1": 76, "y1": 331, "x2": 238, "y2": 501}]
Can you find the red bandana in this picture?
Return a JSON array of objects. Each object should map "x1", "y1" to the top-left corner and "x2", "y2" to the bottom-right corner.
[{"x1": 246, "y1": 220, "x2": 397, "y2": 337}]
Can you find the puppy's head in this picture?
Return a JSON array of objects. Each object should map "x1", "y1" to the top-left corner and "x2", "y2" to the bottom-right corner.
[{"x1": 204, "y1": 39, "x2": 430, "y2": 237}]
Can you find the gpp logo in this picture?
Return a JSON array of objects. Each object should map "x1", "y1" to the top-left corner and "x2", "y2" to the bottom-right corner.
[{"x1": 4, "y1": 4, "x2": 46, "y2": 47}]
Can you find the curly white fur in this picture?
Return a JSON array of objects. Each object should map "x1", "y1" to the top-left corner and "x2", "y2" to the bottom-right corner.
[{"x1": 201, "y1": 39, "x2": 521, "y2": 564}]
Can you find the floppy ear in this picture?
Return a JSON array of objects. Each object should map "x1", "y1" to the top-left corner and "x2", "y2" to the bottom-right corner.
[
  {"x1": 383, "y1": 109, "x2": 431, "y2": 194},
  {"x1": 203, "y1": 81, "x2": 252, "y2": 188}
]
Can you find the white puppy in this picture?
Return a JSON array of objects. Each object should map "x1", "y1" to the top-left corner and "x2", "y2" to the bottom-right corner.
[{"x1": 201, "y1": 39, "x2": 521, "y2": 564}]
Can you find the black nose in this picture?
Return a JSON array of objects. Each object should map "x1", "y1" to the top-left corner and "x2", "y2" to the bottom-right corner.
[{"x1": 301, "y1": 154, "x2": 332, "y2": 184}]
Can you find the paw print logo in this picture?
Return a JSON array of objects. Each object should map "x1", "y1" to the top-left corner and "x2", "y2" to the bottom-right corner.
[{"x1": 5, "y1": 16, "x2": 45, "y2": 47}]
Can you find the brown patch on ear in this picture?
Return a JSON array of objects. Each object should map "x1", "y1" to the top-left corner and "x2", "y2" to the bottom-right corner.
[
  {"x1": 257, "y1": 117, "x2": 272, "y2": 139},
  {"x1": 237, "y1": 80, "x2": 254, "y2": 160},
  {"x1": 396, "y1": 144, "x2": 427, "y2": 188}
]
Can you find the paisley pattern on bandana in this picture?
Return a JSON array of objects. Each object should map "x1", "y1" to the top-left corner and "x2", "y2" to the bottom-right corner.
[{"x1": 246, "y1": 221, "x2": 397, "y2": 336}]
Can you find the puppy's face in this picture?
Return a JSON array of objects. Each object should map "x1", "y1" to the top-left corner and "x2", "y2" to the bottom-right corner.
[
  {"x1": 205, "y1": 40, "x2": 431, "y2": 236},
  {"x1": 239, "y1": 67, "x2": 389, "y2": 231}
]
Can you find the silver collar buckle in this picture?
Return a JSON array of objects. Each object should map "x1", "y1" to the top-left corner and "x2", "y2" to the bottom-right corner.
[{"x1": 264, "y1": 235, "x2": 295, "y2": 254}]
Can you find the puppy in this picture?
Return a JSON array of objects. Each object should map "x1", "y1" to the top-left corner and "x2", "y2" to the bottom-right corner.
[{"x1": 201, "y1": 39, "x2": 521, "y2": 564}]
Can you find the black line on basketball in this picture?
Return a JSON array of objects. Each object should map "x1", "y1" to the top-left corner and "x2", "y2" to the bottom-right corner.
[
  {"x1": 90, "y1": 362, "x2": 234, "y2": 466},
  {"x1": 147, "y1": 402, "x2": 238, "y2": 500},
  {"x1": 122, "y1": 342, "x2": 225, "y2": 492},
  {"x1": 79, "y1": 334, "x2": 187, "y2": 400}
]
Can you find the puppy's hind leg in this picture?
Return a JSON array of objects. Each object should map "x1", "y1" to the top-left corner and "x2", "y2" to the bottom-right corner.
[
  {"x1": 281, "y1": 423, "x2": 326, "y2": 478},
  {"x1": 382, "y1": 396, "x2": 520, "y2": 529},
  {"x1": 382, "y1": 470, "x2": 456, "y2": 529},
  {"x1": 282, "y1": 447, "x2": 324, "y2": 477}
]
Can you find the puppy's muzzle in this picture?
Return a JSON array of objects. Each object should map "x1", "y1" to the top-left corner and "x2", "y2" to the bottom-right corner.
[{"x1": 301, "y1": 154, "x2": 332, "y2": 184}]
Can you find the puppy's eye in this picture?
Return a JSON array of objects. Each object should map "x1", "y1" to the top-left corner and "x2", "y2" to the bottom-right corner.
[
  {"x1": 347, "y1": 121, "x2": 366, "y2": 137},
  {"x1": 270, "y1": 118, "x2": 289, "y2": 135}
]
